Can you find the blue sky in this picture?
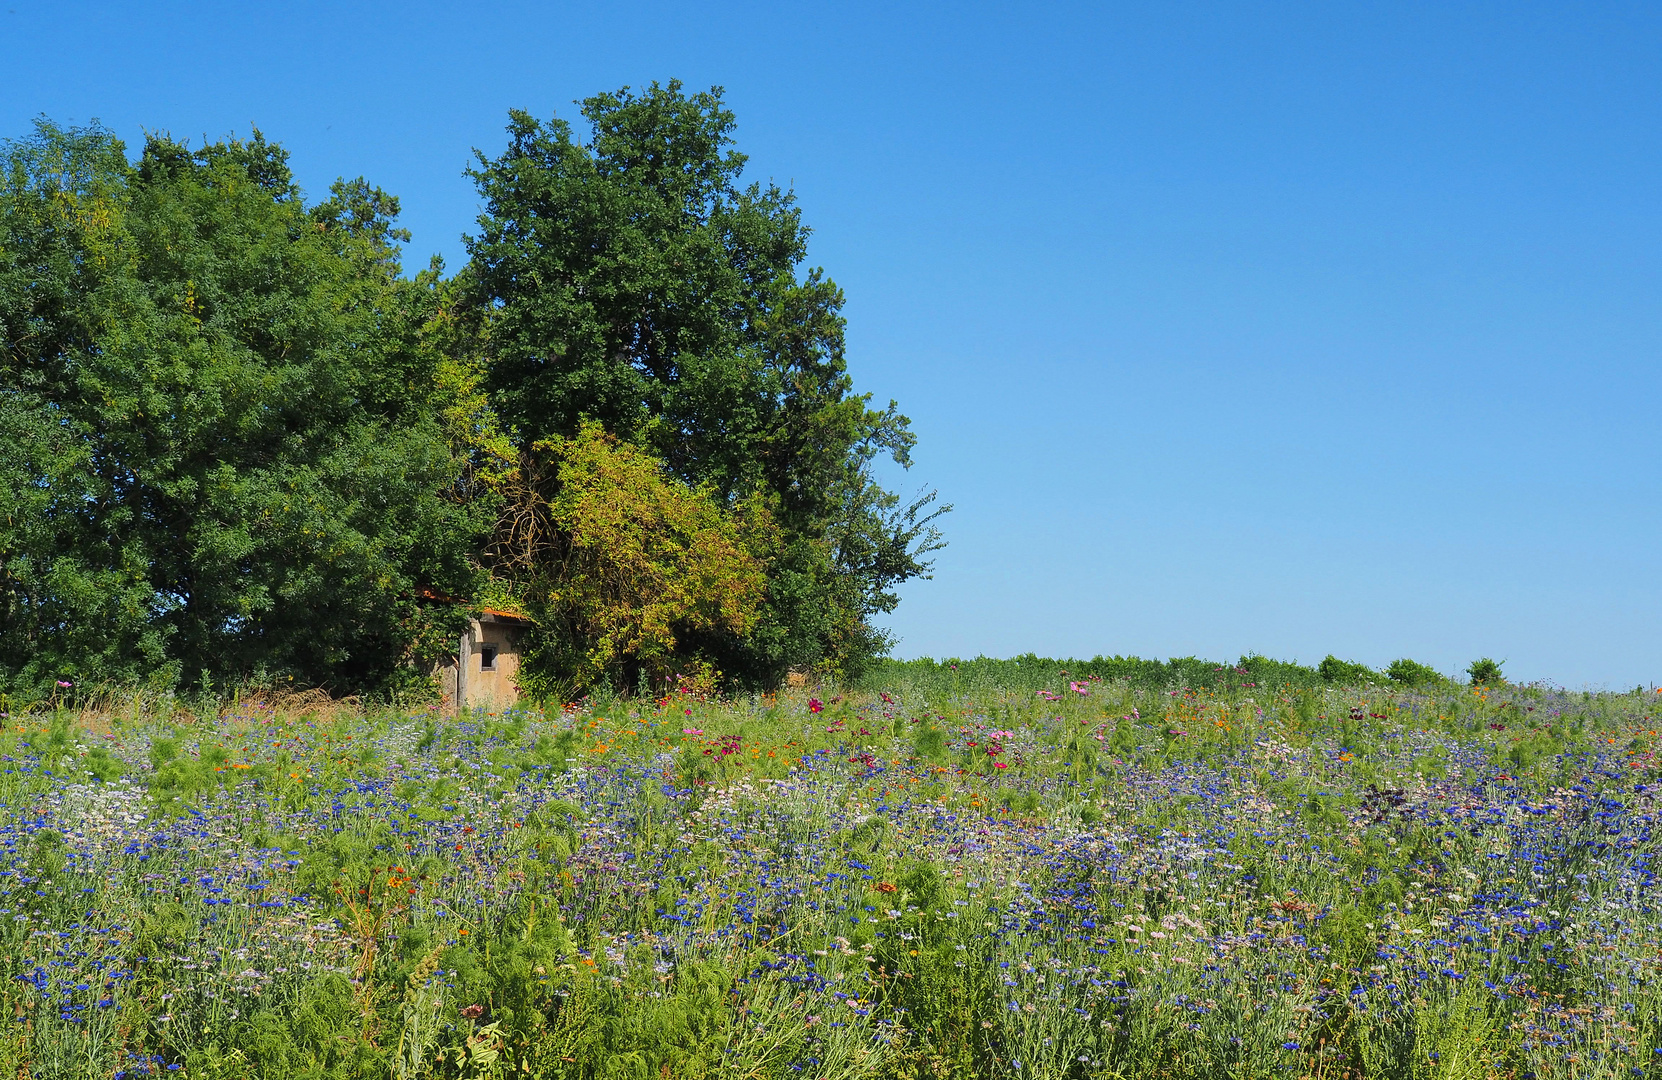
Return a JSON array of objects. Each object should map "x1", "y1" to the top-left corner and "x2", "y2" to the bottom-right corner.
[{"x1": 4, "y1": 1, "x2": 1658, "y2": 687}]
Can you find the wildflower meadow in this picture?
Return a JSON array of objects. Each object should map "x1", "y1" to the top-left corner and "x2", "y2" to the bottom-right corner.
[{"x1": 0, "y1": 666, "x2": 1658, "y2": 1079}]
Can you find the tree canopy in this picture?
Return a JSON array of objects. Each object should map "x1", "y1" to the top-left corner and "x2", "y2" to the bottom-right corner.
[
  {"x1": 0, "y1": 120, "x2": 490, "y2": 696},
  {"x1": 0, "y1": 84, "x2": 945, "y2": 700},
  {"x1": 491, "y1": 421, "x2": 774, "y2": 698},
  {"x1": 466, "y1": 82, "x2": 945, "y2": 687}
]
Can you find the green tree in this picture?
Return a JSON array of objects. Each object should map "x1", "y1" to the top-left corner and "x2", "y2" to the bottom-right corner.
[
  {"x1": 493, "y1": 421, "x2": 773, "y2": 697},
  {"x1": 464, "y1": 81, "x2": 945, "y2": 687},
  {"x1": 0, "y1": 121, "x2": 162, "y2": 692},
  {"x1": 0, "y1": 120, "x2": 493, "y2": 697}
]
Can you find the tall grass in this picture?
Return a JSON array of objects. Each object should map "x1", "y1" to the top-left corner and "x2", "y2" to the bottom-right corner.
[{"x1": 0, "y1": 673, "x2": 1655, "y2": 1077}]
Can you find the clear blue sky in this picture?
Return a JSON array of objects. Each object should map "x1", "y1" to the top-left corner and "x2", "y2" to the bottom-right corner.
[{"x1": 5, "y1": 1, "x2": 1658, "y2": 688}]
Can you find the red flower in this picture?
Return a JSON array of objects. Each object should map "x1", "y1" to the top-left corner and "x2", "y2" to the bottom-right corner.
[{"x1": 809, "y1": 698, "x2": 824, "y2": 713}]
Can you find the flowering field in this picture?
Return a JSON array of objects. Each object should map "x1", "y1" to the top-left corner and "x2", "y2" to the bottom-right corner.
[{"x1": 0, "y1": 677, "x2": 1658, "y2": 1079}]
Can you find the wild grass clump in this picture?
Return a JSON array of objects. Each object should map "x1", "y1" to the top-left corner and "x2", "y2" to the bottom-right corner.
[{"x1": 0, "y1": 676, "x2": 1655, "y2": 1077}]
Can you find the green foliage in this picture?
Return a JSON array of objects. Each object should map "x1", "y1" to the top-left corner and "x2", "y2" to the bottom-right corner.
[
  {"x1": 495, "y1": 421, "x2": 773, "y2": 696},
  {"x1": 1466, "y1": 656, "x2": 1505, "y2": 685},
  {"x1": 82, "y1": 743, "x2": 124, "y2": 782},
  {"x1": 1385, "y1": 657, "x2": 1443, "y2": 687},
  {"x1": 1318, "y1": 654, "x2": 1379, "y2": 685},
  {"x1": 0, "y1": 674, "x2": 1656, "y2": 1078},
  {"x1": 862, "y1": 651, "x2": 1339, "y2": 696},
  {"x1": 0, "y1": 119, "x2": 491, "y2": 698},
  {"x1": 464, "y1": 82, "x2": 946, "y2": 689},
  {"x1": 4, "y1": 92, "x2": 946, "y2": 700},
  {"x1": 911, "y1": 722, "x2": 947, "y2": 760}
]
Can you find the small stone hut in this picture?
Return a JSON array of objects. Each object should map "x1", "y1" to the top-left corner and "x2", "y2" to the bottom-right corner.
[{"x1": 432, "y1": 606, "x2": 531, "y2": 710}]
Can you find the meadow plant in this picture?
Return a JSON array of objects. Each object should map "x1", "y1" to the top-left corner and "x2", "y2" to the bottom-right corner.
[{"x1": 0, "y1": 673, "x2": 1655, "y2": 1077}]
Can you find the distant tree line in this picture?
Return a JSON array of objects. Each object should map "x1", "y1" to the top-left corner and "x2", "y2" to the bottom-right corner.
[
  {"x1": 0, "y1": 82, "x2": 946, "y2": 700},
  {"x1": 863, "y1": 652, "x2": 1504, "y2": 695}
]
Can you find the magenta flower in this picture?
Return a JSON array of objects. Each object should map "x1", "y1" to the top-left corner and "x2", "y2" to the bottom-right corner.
[{"x1": 808, "y1": 698, "x2": 823, "y2": 713}]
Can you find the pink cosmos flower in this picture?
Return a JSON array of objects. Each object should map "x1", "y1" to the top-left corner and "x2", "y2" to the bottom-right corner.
[
  {"x1": 682, "y1": 728, "x2": 704, "y2": 736},
  {"x1": 1069, "y1": 681, "x2": 1089, "y2": 695},
  {"x1": 809, "y1": 698, "x2": 824, "y2": 713}
]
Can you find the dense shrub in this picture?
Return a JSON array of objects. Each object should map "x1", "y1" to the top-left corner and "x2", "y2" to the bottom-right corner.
[
  {"x1": 1318, "y1": 654, "x2": 1379, "y2": 685},
  {"x1": 1384, "y1": 657, "x2": 1443, "y2": 686},
  {"x1": 1466, "y1": 656, "x2": 1506, "y2": 685}
]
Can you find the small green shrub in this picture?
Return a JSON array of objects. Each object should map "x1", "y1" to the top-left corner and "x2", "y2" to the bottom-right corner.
[
  {"x1": 1467, "y1": 657, "x2": 1505, "y2": 685},
  {"x1": 1385, "y1": 657, "x2": 1442, "y2": 687},
  {"x1": 1318, "y1": 655, "x2": 1377, "y2": 684}
]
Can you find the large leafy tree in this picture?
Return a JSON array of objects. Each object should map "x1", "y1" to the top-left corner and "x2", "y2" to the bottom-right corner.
[
  {"x1": 0, "y1": 120, "x2": 491, "y2": 696},
  {"x1": 466, "y1": 82, "x2": 946, "y2": 686}
]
